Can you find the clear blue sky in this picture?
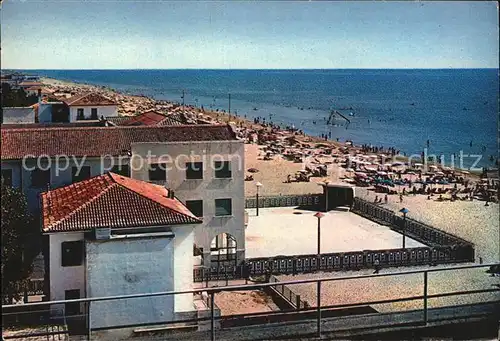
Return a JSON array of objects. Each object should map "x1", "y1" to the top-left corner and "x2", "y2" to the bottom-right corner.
[{"x1": 1, "y1": 1, "x2": 498, "y2": 69}]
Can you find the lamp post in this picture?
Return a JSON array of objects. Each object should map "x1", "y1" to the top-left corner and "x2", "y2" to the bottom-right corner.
[
  {"x1": 255, "y1": 182, "x2": 263, "y2": 216},
  {"x1": 399, "y1": 208, "x2": 409, "y2": 248},
  {"x1": 314, "y1": 212, "x2": 325, "y2": 256}
]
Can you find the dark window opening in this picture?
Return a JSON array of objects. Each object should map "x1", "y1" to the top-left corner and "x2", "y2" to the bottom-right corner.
[
  {"x1": 76, "y1": 108, "x2": 84, "y2": 120},
  {"x1": 186, "y1": 162, "x2": 203, "y2": 180},
  {"x1": 31, "y1": 168, "x2": 50, "y2": 188},
  {"x1": 1, "y1": 169, "x2": 13, "y2": 187},
  {"x1": 65, "y1": 289, "x2": 80, "y2": 316},
  {"x1": 72, "y1": 166, "x2": 91, "y2": 183},
  {"x1": 186, "y1": 200, "x2": 203, "y2": 217},
  {"x1": 110, "y1": 164, "x2": 130, "y2": 177},
  {"x1": 61, "y1": 241, "x2": 84, "y2": 267},
  {"x1": 91, "y1": 108, "x2": 98, "y2": 120},
  {"x1": 215, "y1": 198, "x2": 232, "y2": 216},
  {"x1": 214, "y1": 161, "x2": 231, "y2": 178},
  {"x1": 149, "y1": 163, "x2": 167, "y2": 181}
]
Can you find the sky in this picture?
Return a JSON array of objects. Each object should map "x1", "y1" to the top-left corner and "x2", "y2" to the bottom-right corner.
[{"x1": 1, "y1": 1, "x2": 498, "y2": 69}]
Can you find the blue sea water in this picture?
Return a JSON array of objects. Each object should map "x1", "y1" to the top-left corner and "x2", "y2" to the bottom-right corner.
[{"x1": 28, "y1": 69, "x2": 499, "y2": 169}]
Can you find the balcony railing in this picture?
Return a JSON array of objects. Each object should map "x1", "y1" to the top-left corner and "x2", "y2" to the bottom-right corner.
[{"x1": 2, "y1": 263, "x2": 499, "y2": 340}]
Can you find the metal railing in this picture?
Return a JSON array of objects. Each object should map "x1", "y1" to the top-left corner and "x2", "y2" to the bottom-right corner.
[{"x1": 2, "y1": 263, "x2": 499, "y2": 341}]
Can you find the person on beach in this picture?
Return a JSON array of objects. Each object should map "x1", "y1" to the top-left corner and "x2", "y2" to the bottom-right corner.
[
  {"x1": 373, "y1": 259, "x2": 380, "y2": 274},
  {"x1": 384, "y1": 194, "x2": 388, "y2": 204},
  {"x1": 399, "y1": 194, "x2": 403, "y2": 203},
  {"x1": 374, "y1": 195, "x2": 378, "y2": 203}
]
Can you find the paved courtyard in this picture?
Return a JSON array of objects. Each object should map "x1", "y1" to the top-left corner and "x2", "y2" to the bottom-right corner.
[{"x1": 245, "y1": 207, "x2": 424, "y2": 258}]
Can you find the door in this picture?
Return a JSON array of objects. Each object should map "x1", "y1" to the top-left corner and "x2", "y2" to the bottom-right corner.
[{"x1": 65, "y1": 289, "x2": 80, "y2": 317}]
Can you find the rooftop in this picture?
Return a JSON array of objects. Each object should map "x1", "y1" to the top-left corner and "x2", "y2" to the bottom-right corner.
[
  {"x1": 41, "y1": 172, "x2": 202, "y2": 233},
  {"x1": 65, "y1": 92, "x2": 117, "y2": 106},
  {"x1": 1, "y1": 124, "x2": 238, "y2": 159},
  {"x1": 111, "y1": 110, "x2": 186, "y2": 127},
  {"x1": 245, "y1": 207, "x2": 424, "y2": 258}
]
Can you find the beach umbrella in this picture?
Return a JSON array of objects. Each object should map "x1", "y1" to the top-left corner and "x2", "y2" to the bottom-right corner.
[
  {"x1": 377, "y1": 171, "x2": 387, "y2": 175},
  {"x1": 248, "y1": 168, "x2": 259, "y2": 173},
  {"x1": 414, "y1": 163, "x2": 423, "y2": 167},
  {"x1": 435, "y1": 171, "x2": 445, "y2": 175}
]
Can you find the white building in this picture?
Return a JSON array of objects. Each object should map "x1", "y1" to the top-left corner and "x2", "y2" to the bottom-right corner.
[
  {"x1": 65, "y1": 93, "x2": 118, "y2": 122},
  {"x1": 1, "y1": 124, "x2": 245, "y2": 267},
  {"x1": 40, "y1": 173, "x2": 201, "y2": 327}
]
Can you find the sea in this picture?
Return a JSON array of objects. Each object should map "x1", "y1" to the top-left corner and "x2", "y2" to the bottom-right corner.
[{"x1": 27, "y1": 69, "x2": 499, "y2": 169}]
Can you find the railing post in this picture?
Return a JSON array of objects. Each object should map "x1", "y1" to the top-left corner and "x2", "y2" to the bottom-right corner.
[
  {"x1": 87, "y1": 301, "x2": 91, "y2": 341},
  {"x1": 316, "y1": 280, "x2": 321, "y2": 338},
  {"x1": 211, "y1": 291, "x2": 215, "y2": 341},
  {"x1": 423, "y1": 271, "x2": 428, "y2": 325}
]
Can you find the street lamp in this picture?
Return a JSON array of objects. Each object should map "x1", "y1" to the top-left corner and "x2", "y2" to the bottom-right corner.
[
  {"x1": 255, "y1": 182, "x2": 263, "y2": 216},
  {"x1": 399, "y1": 208, "x2": 409, "y2": 248},
  {"x1": 314, "y1": 212, "x2": 325, "y2": 256}
]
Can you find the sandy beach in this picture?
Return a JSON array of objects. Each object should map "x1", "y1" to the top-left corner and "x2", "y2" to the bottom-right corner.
[{"x1": 39, "y1": 77, "x2": 499, "y2": 264}]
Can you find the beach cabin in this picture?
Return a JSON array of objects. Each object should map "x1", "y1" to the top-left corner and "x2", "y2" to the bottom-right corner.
[{"x1": 320, "y1": 183, "x2": 355, "y2": 211}]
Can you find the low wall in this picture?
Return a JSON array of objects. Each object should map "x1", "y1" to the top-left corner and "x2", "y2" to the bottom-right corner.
[{"x1": 245, "y1": 194, "x2": 322, "y2": 209}]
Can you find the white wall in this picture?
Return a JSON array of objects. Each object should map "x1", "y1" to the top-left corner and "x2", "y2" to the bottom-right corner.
[
  {"x1": 130, "y1": 140, "x2": 245, "y2": 266},
  {"x1": 49, "y1": 232, "x2": 86, "y2": 302},
  {"x1": 2, "y1": 107, "x2": 35, "y2": 124},
  {"x1": 171, "y1": 226, "x2": 196, "y2": 312},
  {"x1": 69, "y1": 105, "x2": 117, "y2": 122},
  {"x1": 86, "y1": 236, "x2": 175, "y2": 329}
]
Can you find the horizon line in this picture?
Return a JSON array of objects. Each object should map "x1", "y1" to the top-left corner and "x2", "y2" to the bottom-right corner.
[{"x1": 2, "y1": 67, "x2": 499, "y2": 71}]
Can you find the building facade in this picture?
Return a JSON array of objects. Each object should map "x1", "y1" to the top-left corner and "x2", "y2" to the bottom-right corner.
[
  {"x1": 41, "y1": 173, "x2": 201, "y2": 325},
  {"x1": 1, "y1": 124, "x2": 246, "y2": 267}
]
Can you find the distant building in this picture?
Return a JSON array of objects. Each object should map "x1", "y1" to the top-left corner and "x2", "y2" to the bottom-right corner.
[
  {"x1": 65, "y1": 92, "x2": 118, "y2": 121},
  {"x1": 40, "y1": 173, "x2": 201, "y2": 326},
  {"x1": 1, "y1": 124, "x2": 245, "y2": 267}
]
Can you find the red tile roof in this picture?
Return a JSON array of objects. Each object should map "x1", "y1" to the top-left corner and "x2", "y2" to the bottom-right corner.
[
  {"x1": 121, "y1": 111, "x2": 171, "y2": 126},
  {"x1": 1, "y1": 124, "x2": 238, "y2": 159},
  {"x1": 41, "y1": 173, "x2": 201, "y2": 232},
  {"x1": 65, "y1": 92, "x2": 117, "y2": 106}
]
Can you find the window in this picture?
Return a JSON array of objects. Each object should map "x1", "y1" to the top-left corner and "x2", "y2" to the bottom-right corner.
[
  {"x1": 214, "y1": 161, "x2": 231, "y2": 179},
  {"x1": 186, "y1": 200, "x2": 203, "y2": 217},
  {"x1": 215, "y1": 198, "x2": 232, "y2": 216},
  {"x1": 72, "y1": 166, "x2": 91, "y2": 183},
  {"x1": 148, "y1": 163, "x2": 166, "y2": 181},
  {"x1": 61, "y1": 241, "x2": 84, "y2": 267},
  {"x1": 111, "y1": 164, "x2": 130, "y2": 177},
  {"x1": 186, "y1": 162, "x2": 203, "y2": 180},
  {"x1": 76, "y1": 108, "x2": 84, "y2": 120},
  {"x1": 1, "y1": 169, "x2": 13, "y2": 187},
  {"x1": 31, "y1": 168, "x2": 50, "y2": 188},
  {"x1": 90, "y1": 108, "x2": 98, "y2": 120},
  {"x1": 65, "y1": 289, "x2": 80, "y2": 316}
]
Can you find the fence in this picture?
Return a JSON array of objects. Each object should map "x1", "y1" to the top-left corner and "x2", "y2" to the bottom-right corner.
[
  {"x1": 268, "y1": 275, "x2": 310, "y2": 310},
  {"x1": 194, "y1": 244, "x2": 472, "y2": 282},
  {"x1": 245, "y1": 194, "x2": 322, "y2": 209},
  {"x1": 2, "y1": 280, "x2": 45, "y2": 304},
  {"x1": 351, "y1": 197, "x2": 475, "y2": 248},
  {"x1": 3, "y1": 263, "x2": 499, "y2": 341}
]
